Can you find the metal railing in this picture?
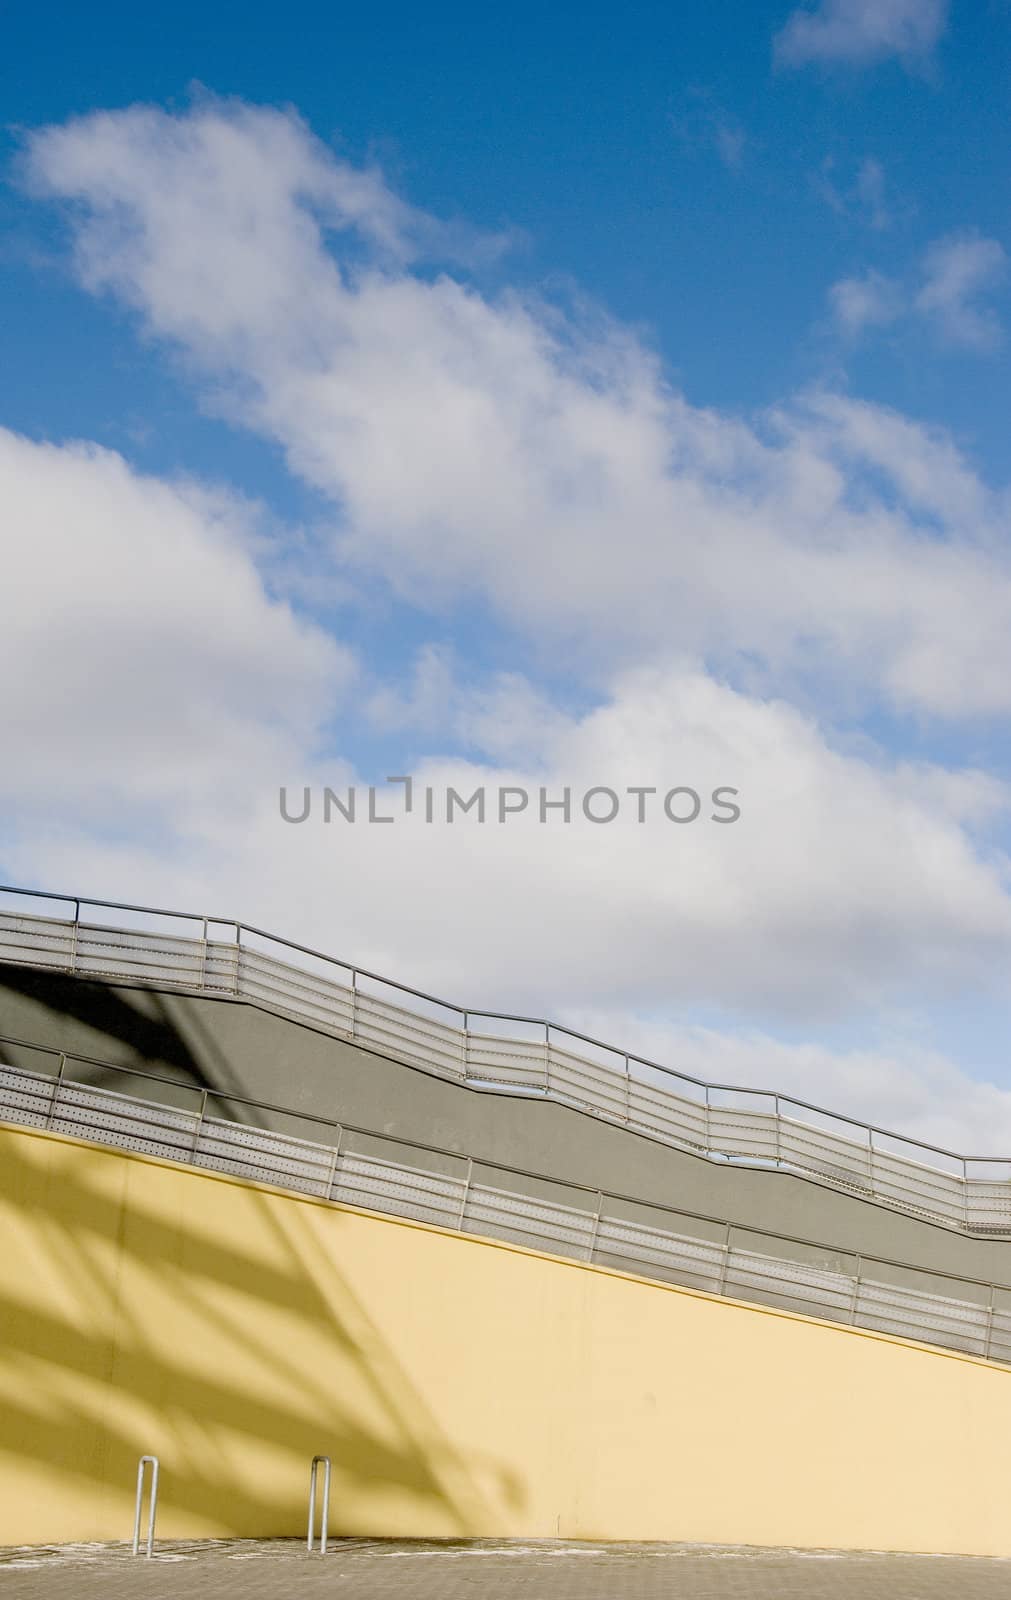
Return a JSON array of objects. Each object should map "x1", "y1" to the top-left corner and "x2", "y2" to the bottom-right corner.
[
  {"x1": 0, "y1": 883, "x2": 1009, "y2": 1236},
  {"x1": 2, "y1": 1036, "x2": 1011, "y2": 1368}
]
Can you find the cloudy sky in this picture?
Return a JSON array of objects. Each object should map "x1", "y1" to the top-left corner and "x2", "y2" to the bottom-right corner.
[{"x1": 3, "y1": 0, "x2": 1011, "y2": 1151}]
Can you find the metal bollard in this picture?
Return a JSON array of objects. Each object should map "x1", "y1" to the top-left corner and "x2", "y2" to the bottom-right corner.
[
  {"x1": 132, "y1": 1455, "x2": 159, "y2": 1558},
  {"x1": 307, "y1": 1455, "x2": 331, "y2": 1554}
]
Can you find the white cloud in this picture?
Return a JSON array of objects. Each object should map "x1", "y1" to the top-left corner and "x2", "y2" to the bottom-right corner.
[
  {"x1": 24, "y1": 102, "x2": 1011, "y2": 720},
  {"x1": 10, "y1": 660, "x2": 1011, "y2": 1025},
  {"x1": 365, "y1": 643, "x2": 461, "y2": 736},
  {"x1": 0, "y1": 428, "x2": 353, "y2": 833},
  {"x1": 818, "y1": 156, "x2": 892, "y2": 230},
  {"x1": 774, "y1": 0, "x2": 949, "y2": 69},
  {"x1": 12, "y1": 97, "x2": 1011, "y2": 1149},
  {"x1": 6, "y1": 657, "x2": 1011, "y2": 1150},
  {"x1": 795, "y1": 392, "x2": 993, "y2": 529},
  {"x1": 671, "y1": 92, "x2": 747, "y2": 172},
  {"x1": 916, "y1": 230, "x2": 1008, "y2": 351},
  {"x1": 19, "y1": 736, "x2": 1011, "y2": 1152},
  {"x1": 713, "y1": 122, "x2": 746, "y2": 173},
  {"x1": 855, "y1": 157, "x2": 890, "y2": 228},
  {"x1": 829, "y1": 230, "x2": 1007, "y2": 353},
  {"x1": 829, "y1": 268, "x2": 903, "y2": 334}
]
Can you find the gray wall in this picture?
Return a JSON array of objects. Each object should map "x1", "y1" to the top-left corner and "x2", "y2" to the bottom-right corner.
[{"x1": 2, "y1": 961, "x2": 1010, "y2": 1299}]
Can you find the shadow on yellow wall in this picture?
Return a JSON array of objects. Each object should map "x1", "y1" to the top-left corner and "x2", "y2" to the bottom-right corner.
[
  {"x1": 0, "y1": 1127, "x2": 524, "y2": 1543},
  {"x1": 6, "y1": 1122, "x2": 1011, "y2": 1556}
]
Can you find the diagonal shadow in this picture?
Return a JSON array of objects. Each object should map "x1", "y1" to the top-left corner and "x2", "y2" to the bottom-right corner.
[{"x1": 0, "y1": 1129, "x2": 525, "y2": 1538}]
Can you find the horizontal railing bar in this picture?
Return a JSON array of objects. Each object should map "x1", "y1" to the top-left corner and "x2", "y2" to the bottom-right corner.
[
  {"x1": 1, "y1": 942, "x2": 1005, "y2": 1231},
  {"x1": 6, "y1": 915, "x2": 1011, "y2": 1248},
  {"x1": 0, "y1": 884, "x2": 1003, "y2": 1165},
  {"x1": 0, "y1": 1065, "x2": 1005, "y2": 1366},
  {"x1": 2, "y1": 1034, "x2": 1010, "y2": 1303}
]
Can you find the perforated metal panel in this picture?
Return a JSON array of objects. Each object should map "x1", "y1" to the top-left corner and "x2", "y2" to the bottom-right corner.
[{"x1": 0, "y1": 1060, "x2": 1008, "y2": 1367}]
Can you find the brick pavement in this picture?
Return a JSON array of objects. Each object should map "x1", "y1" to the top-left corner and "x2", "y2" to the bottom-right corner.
[{"x1": 2, "y1": 1539, "x2": 1011, "y2": 1599}]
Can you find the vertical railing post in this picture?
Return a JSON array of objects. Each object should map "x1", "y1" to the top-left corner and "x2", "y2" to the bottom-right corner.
[
  {"x1": 704, "y1": 1084, "x2": 712, "y2": 1156},
  {"x1": 963, "y1": 1156, "x2": 970, "y2": 1232},
  {"x1": 69, "y1": 899, "x2": 81, "y2": 973},
  {"x1": 233, "y1": 924, "x2": 241, "y2": 996},
  {"x1": 457, "y1": 1157, "x2": 474, "y2": 1230},
  {"x1": 326, "y1": 1128, "x2": 342, "y2": 1200},
  {"x1": 349, "y1": 971, "x2": 358, "y2": 1043},
  {"x1": 624, "y1": 1055, "x2": 631, "y2": 1124},
  {"x1": 132, "y1": 1455, "x2": 159, "y2": 1557},
  {"x1": 587, "y1": 1192, "x2": 604, "y2": 1263},
  {"x1": 717, "y1": 1221, "x2": 732, "y2": 1296},
  {"x1": 46, "y1": 1053, "x2": 67, "y2": 1130},
  {"x1": 774, "y1": 1094, "x2": 781, "y2": 1169},
  {"x1": 199, "y1": 917, "x2": 209, "y2": 992},
  {"x1": 191, "y1": 1088, "x2": 208, "y2": 1156},
  {"x1": 984, "y1": 1285, "x2": 996, "y2": 1362},
  {"x1": 462, "y1": 1011, "x2": 469, "y2": 1082},
  {"x1": 307, "y1": 1455, "x2": 332, "y2": 1553},
  {"x1": 544, "y1": 1022, "x2": 550, "y2": 1096},
  {"x1": 849, "y1": 1257, "x2": 863, "y2": 1324},
  {"x1": 868, "y1": 1129, "x2": 875, "y2": 1197}
]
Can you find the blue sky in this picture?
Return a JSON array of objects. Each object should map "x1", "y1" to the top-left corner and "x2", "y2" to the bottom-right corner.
[
  {"x1": 5, "y1": 0, "x2": 1010, "y2": 477},
  {"x1": 3, "y1": 0, "x2": 1011, "y2": 1150}
]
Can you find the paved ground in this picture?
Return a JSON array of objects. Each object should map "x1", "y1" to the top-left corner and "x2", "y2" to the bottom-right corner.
[{"x1": 2, "y1": 1539, "x2": 1011, "y2": 1599}]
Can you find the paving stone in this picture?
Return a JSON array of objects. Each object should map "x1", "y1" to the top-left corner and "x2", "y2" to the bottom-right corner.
[{"x1": 2, "y1": 1539, "x2": 1011, "y2": 1599}]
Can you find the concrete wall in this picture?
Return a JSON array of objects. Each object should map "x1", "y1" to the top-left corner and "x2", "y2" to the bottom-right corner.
[
  {"x1": 2, "y1": 964, "x2": 1010, "y2": 1297},
  {"x1": 1, "y1": 1121, "x2": 1011, "y2": 1554}
]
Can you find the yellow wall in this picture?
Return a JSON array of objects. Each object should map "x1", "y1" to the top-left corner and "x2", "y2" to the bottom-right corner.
[{"x1": 1, "y1": 1122, "x2": 1011, "y2": 1555}]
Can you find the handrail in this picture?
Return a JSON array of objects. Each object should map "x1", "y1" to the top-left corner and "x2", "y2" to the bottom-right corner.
[
  {"x1": 0, "y1": 896, "x2": 1002, "y2": 1240},
  {"x1": 2, "y1": 1049, "x2": 1011, "y2": 1368},
  {"x1": 0, "y1": 881, "x2": 1000, "y2": 1165},
  {"x1": 2, "y1": 1031, "x2": 1010, "y2": 1312},
  {"x1": 0, "y1": 896, "x2": 1007, "y2": 1237}
]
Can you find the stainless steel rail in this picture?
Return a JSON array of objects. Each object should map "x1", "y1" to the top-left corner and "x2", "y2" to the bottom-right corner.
[
  {"x1": 0, "y1": 883, "x2": 1008, "y2": 1235},
  {"x1": 2, "y1": 1036, "x2": 1010, "y2": 1368}
]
